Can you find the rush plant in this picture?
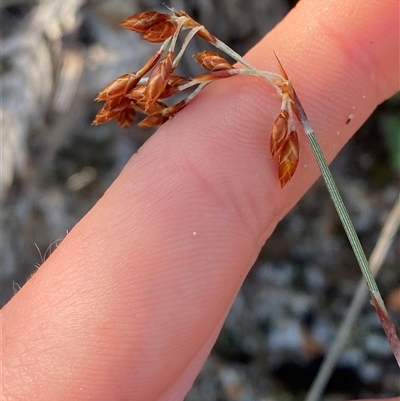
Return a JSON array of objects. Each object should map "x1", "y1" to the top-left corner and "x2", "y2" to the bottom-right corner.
[
  {"x1": 92, "y1": 8, "x2": 299, "y2": 188},
  {"x1": 93, "y1": 7, "x2": 400, "y2": 374}
]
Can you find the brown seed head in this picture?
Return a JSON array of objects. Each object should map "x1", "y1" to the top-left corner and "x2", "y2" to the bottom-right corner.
[
  {"x1": 96, "y1": 73, "x2": 140, "y2": 101},
  {"x1": 92, "y1": 97, "x2": 135, "y2": 127},
  {"x1": 116, "y1": 108, "x2": 136, "y2": 128},
  {"x1": 126, "y1": 85, "x2": 147, "y2": 102},
  {"x1": 144, "y1": 51, "x2": 175, "y2": 110},
  {"x1": 157, "y1": 75, "x2": 192, "y2": 98},
  {"x1": 193, "y1": 51, "x2": 233, "y2": 71},
  {"x1": 142, "y1": 20, "x2": 178, "y2": 43},
  {"x1": 103, "y1": 96, "x2": 132, "y2": 111},
  {"x1": 134, "y1": 99, "x2": 167, "y2": 116},
  {"x1": 270, "y1": 110, "x2": 289, "y2": 158},
  {"x1": 166, "y1": 74, "x2": 191, "y2": 87},
  {"x1": 138, "y1": 114, "x2": 168, "y2": 128},
  {"x1": 120, "y1": 11, "x2": 169, "y2": 33},
  {"x1": 277, "y1": 130, "x2": 299, "y2": 187}
]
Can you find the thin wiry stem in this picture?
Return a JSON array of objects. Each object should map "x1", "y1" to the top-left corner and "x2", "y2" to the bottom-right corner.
[
  {"x1": 213, "y1": 38, "x2": 284, "y2": 90},
  {"x1": 305, "y1": 195, "x2": 400, "y2": 401},
  {"x1": 290, "y1": 85, "x2": 400, "y2": 368}
]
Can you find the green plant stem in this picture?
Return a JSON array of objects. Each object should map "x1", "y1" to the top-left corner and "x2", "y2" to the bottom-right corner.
[
  {"x1": 291, "y1": 87, "x2": 400, "y2": 367},
  {"x1": 305, "y1": 195, "x2": 400, "y2": 401}
]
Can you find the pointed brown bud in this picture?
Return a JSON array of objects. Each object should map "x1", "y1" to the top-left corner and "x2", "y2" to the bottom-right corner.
[
  {"x1": 92, "y1": 97, "x2": 135, "y2": 127},
  {"x1": 166, "y1": 75, "x2": 191, "y2": 87},
  {"x1": 126, "y1": 85, "x2": 146, "y2": 102},
  {"x1": 193, "y1": 51, "x2": 233, "y2": 71},
  {"x1": 103, "y1": 96, "x2": 132, "y2": 111},
  {"x1": 92, "y1": 107, "x2": 120, "y2": 126},
  {"x1": 116, "y1": 108, "x2": 136, "y2": 128},
  {"x1": 142, "y1": 20, "x2": 177, "y2": 43},
  {"x1": 144, "y1": 51, "x2": 175, "y2": 110},
  {"x1": 157, "y1": 75, "x2": 192, "y2": 98},
  {"x1": 120, "y1": 11, "x2": 169, "y2": 33},
  {"x1": 143, "y1": 100, "x2": 167, "y2": 116},
  {"x1": 278, "y1": 130, "x2": 299, "y2": 187},
  {"x1": 270, "y1": 110, "x2": 289, "y2": 158},
  {"x1": 138, "y1": 114, "x2": 168, "y2": 128},
  {"x1": 96, "y1": 73, "x2": 140, "y2": 101}
]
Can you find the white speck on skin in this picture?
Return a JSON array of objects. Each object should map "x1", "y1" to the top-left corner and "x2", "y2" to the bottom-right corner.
[
  {"x1": 349, "y1": 113, "x2": 354, "y2": 120},
  {"x1": 193, "y1": 231, "x2": 197, "y2": 236},
  {"x1": 352, "y1": 106, "x2": 356, "y2": 109},
  {"x1": 303, "y1": 164, "x2": 307, "y2": 168},
  {"x1": 362, "y1": 95, "x2": 366, "y2": 99},
  {"x1": 336, "y1": 131, "x2": 340, "y2": 135}
]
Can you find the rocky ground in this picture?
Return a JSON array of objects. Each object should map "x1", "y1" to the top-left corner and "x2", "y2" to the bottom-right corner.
[{"x1": 1, "y1": 1, "x2": 399, "y2": 400}]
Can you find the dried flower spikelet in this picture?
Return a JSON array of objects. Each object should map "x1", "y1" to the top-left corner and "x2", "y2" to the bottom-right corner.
[
  {"x1": 142, "y1": 20, "x2": 178, "y2": 43},
  {"x1": 120, "y1": 11, "x2": 169, "y2": 33},
  {"x1": 144, "y1": 51, "x2": 175, "y2": 110},
  {"x1": 157, "y1": 75, "x2": 191, "y2": 98},
  {"x1": 135, "y1": 100, "x2": 167, "y2": 116},
  {"x1": 116, "y1": 108, "x2": 136, "y2": 128},
  {"x1": 105, "y1": 96, "x2": 132, "y2": 112},
  {"x1": 96, "y1": 73, "x2": 140, "y2": 101},
  {"x1": 166, "y1": 74, "x2": 191, "y2": 87},
  {"x1": 126, "y1": 85, "x2": 146, "y2": 102},
  {"x1": 270, "y1": 110, "x2": 289, "y2": 158},
  {"x1": 121, "y1": 11, "x2": 177, "y2": 42},
  {"x1": 278, "y1": 130, "x2": 299, "y2": 187},
  {"x1": 193, "y1": 51, "x2": 233, "y2": 71},
  {"x1": 139, "y1": 114, "x2": 168, "y2": 128},
  {"x1": 92, "y1": 97, "x2": 134, "y2": 126}
]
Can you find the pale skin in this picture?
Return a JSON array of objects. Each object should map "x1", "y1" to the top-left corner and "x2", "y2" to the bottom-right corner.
[{"x1": 2, "y1": 0, "x2": 399, "y2": 400}]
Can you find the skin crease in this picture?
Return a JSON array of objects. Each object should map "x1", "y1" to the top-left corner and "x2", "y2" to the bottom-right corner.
[{"x1": 1, "y1": 0, "x2": 399, "y2": 400}]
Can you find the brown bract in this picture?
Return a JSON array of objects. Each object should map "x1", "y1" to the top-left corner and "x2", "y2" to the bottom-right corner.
[
  {"x1": 277, "y1": 130, "x2": 299, "y2": 188},
  {"x1": 120, "y1": 11, "x2": 170, "y2": 33},
  {"x1": 95, "y1": 73, "x2": 141, "y2": 101},
  {"x1": 270, "y1": 110, "x2": 299, "y2": 187},
  {"x1": 142, "y1": 21, "x2": 178, "y2": 43},
  {"x1": 193, "y1": 51, "x2": 233, "y2": 71},
  {"x1": 144, "y1": 51, "x2": 175, "y2": 110},
  {"x1": 270, "y1": 110, "x2": 289, "y2": 158}
]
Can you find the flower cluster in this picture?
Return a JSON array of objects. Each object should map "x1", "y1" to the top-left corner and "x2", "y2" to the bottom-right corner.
[{"x1": 93, "y1": 8, "x2": 299, "y2": 187}]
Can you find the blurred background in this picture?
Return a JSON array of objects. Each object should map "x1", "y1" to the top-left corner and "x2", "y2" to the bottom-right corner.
[{"x1": 1, "y1": 0, "x2": 399, "y2": 400}]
